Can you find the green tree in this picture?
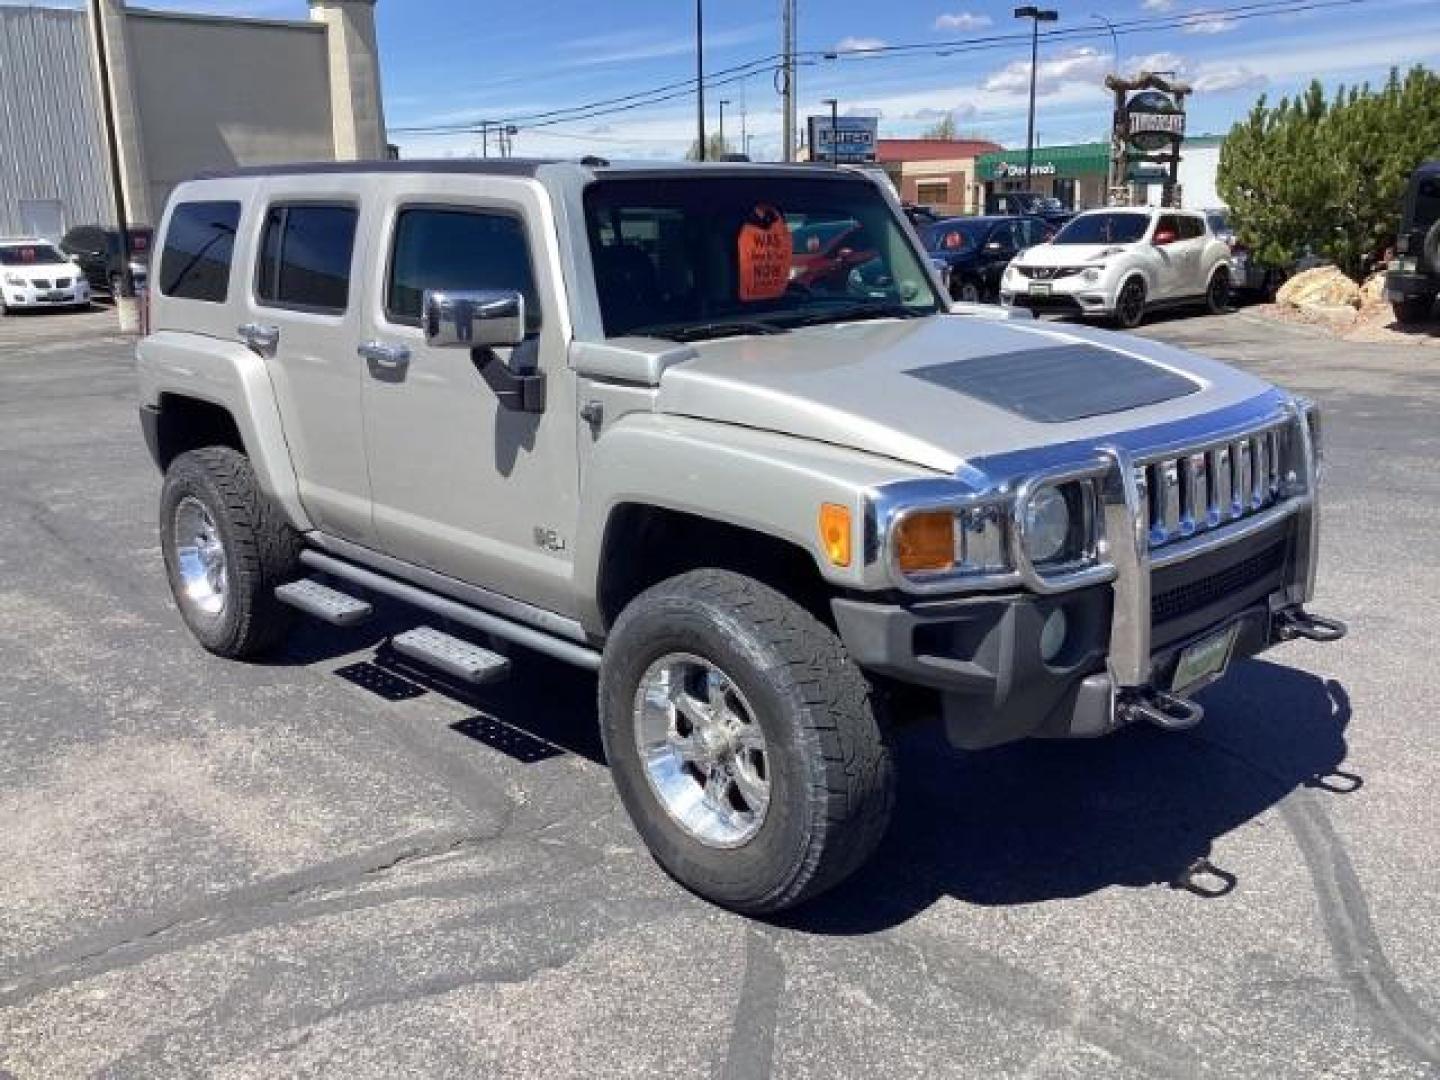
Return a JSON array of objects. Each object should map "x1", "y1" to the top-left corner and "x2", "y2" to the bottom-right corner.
[{"x1": 1218, "y1": 66, "x2": 1440, "y2": 280}]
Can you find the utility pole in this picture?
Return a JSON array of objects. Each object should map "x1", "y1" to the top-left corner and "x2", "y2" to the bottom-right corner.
[
  {"x1": 89, "y1": 0, "x2": 137, "y2": 329},
  {"x1": 695, "y1": 0, "x2": 706, "y2": 160},
  {"x1": 823, "y1": 98, "x2": 839, "y2": 164},
  {"x1": 718, "y1": 99, "x2": 729, "y2": 156},
  {"x1": 780, "y1": 0, "x2": 796, "y2": 162},
  {"x1": 1014, "y1": 6, "x2": 1058, "y2": 189}
]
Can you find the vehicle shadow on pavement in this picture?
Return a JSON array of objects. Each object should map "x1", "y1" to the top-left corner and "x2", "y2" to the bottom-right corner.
[{"x1": 782, "y1": 661, "x2": 1355, "y2": 934}]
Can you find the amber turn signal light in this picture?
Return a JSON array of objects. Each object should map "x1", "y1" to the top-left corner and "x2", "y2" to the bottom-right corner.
[
  {"x1": 819, "y1": 503, "x2": 853, "y2": 568},
  {"x1": 895, "y1": 511, "x2": 955, "y2": 573}
]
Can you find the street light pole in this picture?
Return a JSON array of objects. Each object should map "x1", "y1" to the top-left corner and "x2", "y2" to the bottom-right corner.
[
  {"x1": 695, "y1": 0, "x2": 706, "y2": 160},
  {"x1": 1090, "y1": 12, "x2": 1120, "y2": 75},
  {"x1": 89, "y1": 0, "x2": 136, "y2": 323},
  {"x1": 822, "y1": 97, "x2": 839, "y2": 164},
  {"x1": 1014, "y1": 6, "x2": 1058, "y2": 190}
]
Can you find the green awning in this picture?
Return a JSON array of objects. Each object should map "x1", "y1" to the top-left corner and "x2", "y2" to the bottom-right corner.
[{"x1": 977, "y1": 142, "x2": 1110, "y2": 181}]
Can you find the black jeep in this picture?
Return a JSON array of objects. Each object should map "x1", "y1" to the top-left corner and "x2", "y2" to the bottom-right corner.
[{"x1": 1385, "y1": 161, "x2": 1440, "y2": 325}]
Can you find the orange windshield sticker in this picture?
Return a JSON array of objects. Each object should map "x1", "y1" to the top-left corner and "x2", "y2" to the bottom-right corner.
[{"x1": 738, "y1": 204, "x2": 791, "y2": 301}]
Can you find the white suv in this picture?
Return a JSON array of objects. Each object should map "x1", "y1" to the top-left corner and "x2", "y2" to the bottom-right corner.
[{"x1": 1001, "y1": 208, "x2": 1232, "y2": 328}]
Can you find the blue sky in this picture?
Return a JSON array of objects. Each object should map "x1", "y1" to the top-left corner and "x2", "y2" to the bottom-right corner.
[{"x1": 14, "y1": 0, "x2": 1440, "y2": 158}]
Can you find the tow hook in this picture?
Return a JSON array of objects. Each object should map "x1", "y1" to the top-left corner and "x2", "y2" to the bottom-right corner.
[
  {"x1": 1117, "y1": 687, "x2": 1206, "y2": 732},
  {"x1": 1273, "y1": 608, "x2": 1348, "y2": 643}
]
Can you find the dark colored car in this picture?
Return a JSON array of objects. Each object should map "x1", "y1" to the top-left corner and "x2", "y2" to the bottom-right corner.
[
  {"x1": 924, "y1": 215, "x2": 1054, "y2": 302},
  {"x1": 1385, "y1": 161, "x2": 1440, "y2": 324},
  {"x1": 59, "y1": 224, "x2": 153, "y2": 296},
  {"x1": 902, "y1": 203, "x2": 942, "y2": 230}
]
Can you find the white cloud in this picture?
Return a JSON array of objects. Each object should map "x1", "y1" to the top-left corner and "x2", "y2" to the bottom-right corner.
[
  {"x1": 983, "y1": 46, "x2": 1109, "y2": 96},
  {"x1": 1140, "y1": 0, "x2": 1175, "y2": 9},
  {"x1": 834, "y1": 36, "x2": 886, "y2": 53},
  {"x1": 1126, "y1": 51, "x2": 1190, "y2": 77},
  {"x1": 903, "y1": 103, "x2": 980, "y2": 121},
  {"x1": 1192, "y1": 63, "x2": 1268, "y2": 92},
  {"x1": 1183, "y1": 13, "x2": 1238, "y2": 34},
  {"x1": 562, "y1": 23, "x2": 768, "y2": 66},
  {"x1": 934, "y1": 12, "x2": 993, "y2": 31}
]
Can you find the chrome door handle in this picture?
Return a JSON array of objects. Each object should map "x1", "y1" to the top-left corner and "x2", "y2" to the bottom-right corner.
[
  {"x1": 358, "y1": 340, "x2": 411, "y2": 369},
  {"x1": 238, "y1": 322, "x2": 280, "y2": 354}
]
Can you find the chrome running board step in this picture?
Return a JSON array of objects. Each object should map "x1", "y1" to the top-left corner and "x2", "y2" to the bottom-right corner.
[
  {"x1": 391, "y1": 626, "x2": 510, "y2": 685},
  {"x1": 275, "y1": 578, "x2": 373, "y2": 626},
  {"x1": 1118, "y1": 688, "x2": 1205, "y2": 732}
]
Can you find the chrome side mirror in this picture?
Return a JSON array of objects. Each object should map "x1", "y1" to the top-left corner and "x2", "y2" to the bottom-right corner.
[{"x1": 422, "y1": 289, "x2": 526, "y2": 349}]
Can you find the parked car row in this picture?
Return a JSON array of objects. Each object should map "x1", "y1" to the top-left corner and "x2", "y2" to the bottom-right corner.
[
  {"x1": 0, "y1": 223, "x2": 152, "y2": 316},
  {"x1": 918, "y1": 205, "x2": 1234, "y2": 328}
]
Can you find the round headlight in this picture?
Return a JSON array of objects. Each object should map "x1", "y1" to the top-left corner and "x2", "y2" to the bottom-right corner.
[{"x1": 1022, "y1": 486, "x2": 1071, "y2": 565}]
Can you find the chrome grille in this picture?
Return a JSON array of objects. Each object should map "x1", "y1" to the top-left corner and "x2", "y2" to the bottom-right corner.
[{"x1": 1136, "y1": 423, "x2": 1292, "y2": 550}]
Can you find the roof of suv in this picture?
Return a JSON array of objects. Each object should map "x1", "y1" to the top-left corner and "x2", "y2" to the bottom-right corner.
[{"x1": 194, "y1": 158, "x2": 871, "y2": 183}]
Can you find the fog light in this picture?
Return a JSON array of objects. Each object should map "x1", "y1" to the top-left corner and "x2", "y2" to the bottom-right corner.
[{"x1": 1040, "y1": 607, "x2": 1068, "y2": 664}]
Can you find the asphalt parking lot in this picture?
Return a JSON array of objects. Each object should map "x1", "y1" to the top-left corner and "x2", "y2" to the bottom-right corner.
[{"x1": 1, "y1": 304, "x2": 1438, "y2": 1079}]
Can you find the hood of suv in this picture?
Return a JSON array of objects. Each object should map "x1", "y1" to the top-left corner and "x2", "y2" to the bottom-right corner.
[
  {"x1": 1018, "y1": 242, "x2": 1132, "y2": 267},
  {"x1": 655, "y1": 314, "x2": 1272, "y2": 474}
]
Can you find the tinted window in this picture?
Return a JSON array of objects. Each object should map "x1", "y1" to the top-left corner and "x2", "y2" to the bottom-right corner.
[
  {"x1": 1053, "y1": 212, "x2": 1150, "y2": 245},
  {"x1": 583, "y1": 174, "x2": 940, "y2": 339},
  {"x1": 387, "y1": 208, "x2": 539, "y2": 328},
  {"x1": 257, "y1": 204, "x2": 358, "y2": 312},
  {"x1": 0, "y1": 243, "x2": 66, "y2": 265},
  {"x1": 159, "y1": 201, "x2": 240, "y2": 302},
  {"x1": 1177, "y1": 215, "x2": 1205, "y2": 240}
]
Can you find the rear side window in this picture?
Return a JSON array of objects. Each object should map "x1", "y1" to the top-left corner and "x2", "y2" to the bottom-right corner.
[
  {"x1": 257, "y1": 204, "x2": 358, "y2": 312},
  {"x1": 1178, "y1": 216, "x2": 1205, "y2": 240},
  {"x1": 386, "y1": 208, "x2": 539, "y2": 330},
  {"x1": 159, "y1": 201, "x2": 241, "y2": 302}
]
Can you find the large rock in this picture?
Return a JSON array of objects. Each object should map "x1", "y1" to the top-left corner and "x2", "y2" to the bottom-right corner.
[{"x1": 1276, "y1": 265, "x2": 1360, "y2": 310}]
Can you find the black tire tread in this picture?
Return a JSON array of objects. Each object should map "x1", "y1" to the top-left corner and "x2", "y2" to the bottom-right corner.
[
  {"x1": 162, "y1": 447, "x2": 301, "y2": 658},
  {"x1": 604, "y1": 569, "x2": 895, "y2": 912}
]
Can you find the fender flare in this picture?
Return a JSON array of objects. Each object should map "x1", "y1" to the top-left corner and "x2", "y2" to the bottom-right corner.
[
  {"x1": 137, "y1": 331, "x2": 312, "y2": 531},
  {"x1": 572, "y1": 413, "x2": 928, "y2": 634}
]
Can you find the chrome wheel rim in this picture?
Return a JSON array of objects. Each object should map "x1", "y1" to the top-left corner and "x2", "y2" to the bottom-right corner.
[
  {"x1": 173, "y1": 497, "x2": 228, "y2": 618},
  {"x1": 633, "y1": 653, "x2": 770, "y2": 848}
]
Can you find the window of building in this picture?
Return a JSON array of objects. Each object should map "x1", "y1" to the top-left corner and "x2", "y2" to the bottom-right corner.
[
  {"x1": 386, "y1": 208, "x2": 539, "y2": 329},
  {"x1": 915, "y1": 181, "x2": 949, "y2": 206},
  {"x1": 159, "y1": 201, "x2": 241, "y2": 302},
  {"x1": 256, "y1": 204, "x2": 358, "y2": 312}
]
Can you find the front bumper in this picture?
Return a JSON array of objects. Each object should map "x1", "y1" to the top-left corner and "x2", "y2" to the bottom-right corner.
[
  {"x1": 4, "y1": 280, "x2": 91, "y2": 309},
  {"x1": 1001, "y1": 278, "x2": 1113, "y2": 317},
  {"x1": 835, "y1": 399, "x2": 1342, "y2": 748}
]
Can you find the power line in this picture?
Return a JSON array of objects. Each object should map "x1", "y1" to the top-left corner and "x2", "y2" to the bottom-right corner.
[{"x1": 390, "y1": 0, "x2": 1376, "y2": 141}]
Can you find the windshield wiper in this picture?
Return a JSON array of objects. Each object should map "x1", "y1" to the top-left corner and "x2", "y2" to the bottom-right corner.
[
  {"x1": 775, "y1": 302, "x2": 931, "y2": 329},
  {"x1": 628, "y1": 320, "x2": 789, "y2": 342}
]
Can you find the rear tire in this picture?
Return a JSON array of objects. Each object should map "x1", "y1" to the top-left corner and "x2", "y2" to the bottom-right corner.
[
  {"x1": 1392, "y1": 294, "x2": 1435, "y2": 325},
  {"x1": 160, "y1": 447, "x2": 302, "y2": 659},
  {"x1": 1113, "y1": 276, "x2": 1147, "y2": 329},
  {"x1": 599, "y1": 569, "x2": 895, "y2": 914}
]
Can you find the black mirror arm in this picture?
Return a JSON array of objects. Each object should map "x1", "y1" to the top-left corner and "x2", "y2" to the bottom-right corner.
[{"x1": 471, "y1": 347, "x2": 546, "y2": 413}]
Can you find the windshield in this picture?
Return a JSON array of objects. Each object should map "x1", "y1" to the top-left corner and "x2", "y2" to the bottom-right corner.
[
  {"x1": 0, "y1": 243, "x2": 67, "y2": 266},
  {"x1": 1053, "y1": 212, "x2": 1150, "y2": 245},
  {"x1": 584, "y1": 174, "x2": 941, "y2": 340},
  {"x1": 924, "y1": 220, "x2": 991, "y2": 252}
]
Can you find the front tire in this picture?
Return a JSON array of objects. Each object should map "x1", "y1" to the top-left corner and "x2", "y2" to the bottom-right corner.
[
  {"x1": 1205, "y1": 267, "x2": 1231, "y2": 315},
  {"x1": 160, "y1": 447, "x2": 302, "y2": 659},
  {"x1": 1113, "y1": 276, "x2": 1147, "y2": 329},
  {"x1": 599, "y1": 570, "x2": 895, "y2": 914}
]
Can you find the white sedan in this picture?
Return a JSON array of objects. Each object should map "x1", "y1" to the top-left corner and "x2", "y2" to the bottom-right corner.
[
  {"x1": 0, "y1": 238, "x2": 92, "y2": 314},
  {"x1": 1001, "y1": 208, "x2": 1233, "y2": 328}
]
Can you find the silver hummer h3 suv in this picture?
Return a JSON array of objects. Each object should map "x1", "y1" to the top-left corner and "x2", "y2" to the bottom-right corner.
[{"x1": 138, "y1": 159, "x2": 1345, "y2": 914}]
